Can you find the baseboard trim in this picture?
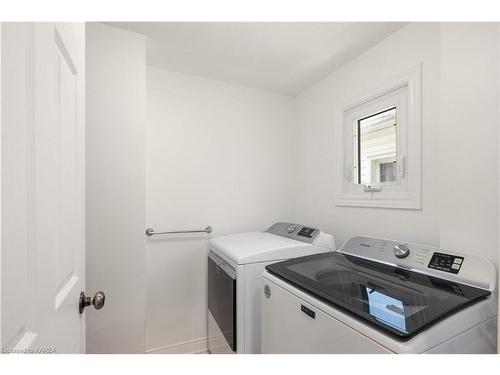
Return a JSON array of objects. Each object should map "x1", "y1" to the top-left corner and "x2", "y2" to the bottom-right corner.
[{"x1": 146, "y1": 337, "x2": 208, "y2": 354}]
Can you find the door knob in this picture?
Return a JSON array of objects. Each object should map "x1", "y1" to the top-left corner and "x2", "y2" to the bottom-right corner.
[{"x1": 79, "y1": 291, "x2": 106, "y2": 314}]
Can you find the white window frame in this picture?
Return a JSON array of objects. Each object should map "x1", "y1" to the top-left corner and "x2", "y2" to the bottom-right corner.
[{"x1": 335, "y1": 64, "x2": 422, "y2": 209}]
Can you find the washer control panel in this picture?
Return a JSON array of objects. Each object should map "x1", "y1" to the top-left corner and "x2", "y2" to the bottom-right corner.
[
  {"x1": 266, "y1": 222, "x2": 319, "y2": 243},
  {"x1": 340, "y1": 236, "x2": 494, "y2": 290},
  {"x1": 428, "y1": 252, "x2": 464, "y2": 274},
  {"x1": 342, "y1": 237, "x2": 432, "y2": 268}
]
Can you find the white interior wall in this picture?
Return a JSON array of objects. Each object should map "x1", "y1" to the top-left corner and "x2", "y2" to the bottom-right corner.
[
  {"x1": 145, "y1": 68, "x2": 297, "y2": 353},
  {"x1": 85, "y1": 23, "x2": 146, "y2": 353},
  {"x1": 294, "y1": 22, "x2": 499, "y2": 266},
  {"x1": 438, "y1": 23, "x2": 499, "y2": 264},
  {"x1": 85, "y1": 22, "x2": 499, "y2": 353},
  {"x1": 294, "y1": 23, "x2": 441, "y2": 249}
]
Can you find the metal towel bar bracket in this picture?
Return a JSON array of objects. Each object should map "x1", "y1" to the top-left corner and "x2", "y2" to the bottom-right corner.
[{"x1": 145, "y1": 226, "x2": 213, "y2": 237}]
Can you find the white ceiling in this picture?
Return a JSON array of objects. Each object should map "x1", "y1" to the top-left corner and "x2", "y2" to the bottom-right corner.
[{"x1": 107, "y1": 22, "x2": 406, "y2": 96}]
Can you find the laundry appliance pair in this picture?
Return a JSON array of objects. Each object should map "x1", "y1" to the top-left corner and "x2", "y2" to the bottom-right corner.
[{"x1": 207, "y1": 223, "x2": 497, "y2": 354}]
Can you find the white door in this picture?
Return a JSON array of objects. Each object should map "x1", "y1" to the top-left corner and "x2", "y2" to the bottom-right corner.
[{"x1": 1, "y1": 22, "x2": 92, "y2": 353}]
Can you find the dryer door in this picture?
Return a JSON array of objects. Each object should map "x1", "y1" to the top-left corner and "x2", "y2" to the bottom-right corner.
[{"x1": 208, "y1": 254, "x2": 236, "y2": 352}]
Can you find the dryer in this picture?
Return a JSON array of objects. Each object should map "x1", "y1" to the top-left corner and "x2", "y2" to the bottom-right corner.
[
  {"x1": 207, "y1": 222, "x2": 335, "y2": 354},
  {"x1": 262, "y1": 236, "x2": 497, "y2": 353}
]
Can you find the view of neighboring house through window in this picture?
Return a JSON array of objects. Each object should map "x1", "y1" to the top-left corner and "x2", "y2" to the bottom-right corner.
[{"x1": 354, "y1": 107, "x2": 397, "y2": 185}]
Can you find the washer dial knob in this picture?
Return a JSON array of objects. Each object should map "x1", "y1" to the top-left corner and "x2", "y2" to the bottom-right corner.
[
  {"x1": 286, "y1": 224, "x2": 296, "y2": 233},
  {"x1": 393, "y1": 244, "x2": 410, "y2": 258}
]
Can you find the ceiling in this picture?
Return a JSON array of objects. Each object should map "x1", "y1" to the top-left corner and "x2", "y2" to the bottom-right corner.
[{"x1": 107, "y1": 22, "x2": 406, "y2": 96}]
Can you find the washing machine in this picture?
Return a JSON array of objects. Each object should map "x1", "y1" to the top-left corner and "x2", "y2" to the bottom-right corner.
[
  {"x1": 207, "y1": 222, "x2": 335, "y2": 354},
  {"x1": 262, "y1": 236, "x2": 497, "y2": 353}
]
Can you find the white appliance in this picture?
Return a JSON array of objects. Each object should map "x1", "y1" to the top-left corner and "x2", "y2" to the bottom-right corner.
[
  {"x1": 262, "y1": 236, "x2": 498, "y2": 353},
  {"x1": 207, "y1": 222, "x2": 335, "y2": 354}
]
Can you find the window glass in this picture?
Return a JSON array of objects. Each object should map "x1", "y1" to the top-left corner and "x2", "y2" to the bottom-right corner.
[{"x1": 354, "y1": 107, "x2": 397, "y2": 185}]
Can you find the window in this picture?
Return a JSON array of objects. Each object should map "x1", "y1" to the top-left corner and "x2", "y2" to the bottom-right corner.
[
  {"x1": 354, "y1": 107, "x2": 397, "y2": 185},
  {"x1": 335, "y1": 64, "x2": 422, "y2": 209}
]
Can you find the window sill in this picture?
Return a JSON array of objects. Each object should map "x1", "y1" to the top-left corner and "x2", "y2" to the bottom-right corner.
[{"x1": 334, "y1": 191, "x2": 421, "y2": 210}]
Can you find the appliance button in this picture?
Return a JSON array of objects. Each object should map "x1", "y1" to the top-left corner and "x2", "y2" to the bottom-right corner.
[
  {"x1": 454, "y1": 258, "x2": 463, "y2": 265},
  {"x1": 393, "y1": 244, "x2": 410, "y2": 258},
  {"x1": 286, "y1": 224, "x2": 296, "y2": 233},
  {"x1": 451, "y1": 264, "x2": 460, "y2": 270}
]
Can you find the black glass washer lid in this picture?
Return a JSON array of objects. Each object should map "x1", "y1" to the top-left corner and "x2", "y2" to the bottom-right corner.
[{"x1": 265, "y1": 251, "x2": 490, "y2": 339}]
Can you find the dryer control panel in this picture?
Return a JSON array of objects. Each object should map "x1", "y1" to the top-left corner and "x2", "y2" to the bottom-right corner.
[
  {"x1": 266, "y1": 222, "x2": 319, "y2": 244},
  {"x1": 340, "y1": 236, "x2": 495, "y2": 291}
]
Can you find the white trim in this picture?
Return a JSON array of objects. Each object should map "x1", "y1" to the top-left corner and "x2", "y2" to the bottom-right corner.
[
  {"x1": 146, "y1": 337, "x2": 208, "y2": 354},
  {"x1": 498, "y1": 22, "x2": 500, "y2": 355},
  {"x1": 0, "y1": 20, "x2": 3, "y2": 348},
  {"x1": 335, "y1": 63, "x2": 423, "y2": 210},
  {"x1": 25, "y1": 22, "x2": 36, "y2": 344},
  {"x1": 12, "y1": 331, "x2": 37, "y2": 352},
  {"x1": 54, "y1": 274, "x2": 78, "y2": 310}
]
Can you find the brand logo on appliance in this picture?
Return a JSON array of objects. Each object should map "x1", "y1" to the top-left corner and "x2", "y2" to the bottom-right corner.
[{"x1": 301, "y1": 305, "x2": 316, "y2": 319}]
